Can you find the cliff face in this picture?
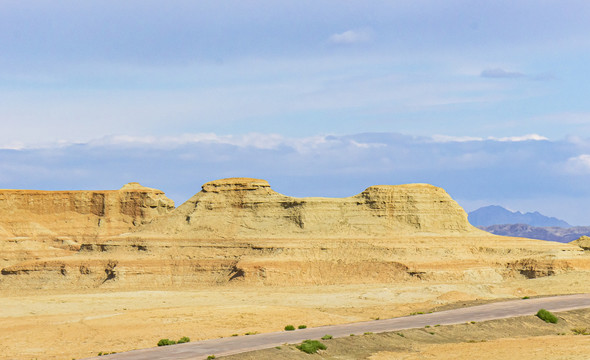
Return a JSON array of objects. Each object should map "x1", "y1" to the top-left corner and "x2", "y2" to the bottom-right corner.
[
  {"x1": 572, "y1": 236, "x2": 590, "y2": 250},
  {"x1": 139, "y1": 177, "x2": 479, "y2": 239},
  {"x1": 1, "y1": 178, "x2": 588, "y2": 292},
  {"x1": 0, "y1": 183, "x2": 174, "y2": 240}
]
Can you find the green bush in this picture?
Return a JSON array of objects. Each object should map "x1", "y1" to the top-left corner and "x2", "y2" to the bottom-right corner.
[
  {"x1": 157, "y1": 336, "x2": 189, "y2": 346},
  {"x1": 536, "y1": 309, "x2": 558, "y2": 323},
  {"x1": 177, "y1": 336, "x2": 190, "y2": 344},
  {"x1": 321, "y1": 334, "x2": 333, "y2": 340},
  {"x1": 298, "y1": 325, "x2": 307, "y2": 329},
  {"x1": 284, "y1": 325, "x2": 296, "y2": 331},
  {"x1": 296, "y1": 340, "x2": 327, "y2": 354},
  {"x1": 207, "y1": 356, "x2": 216, "y2": 360},
  {"x1": 571, "y1": 327, "x2": 589, "y2": 335},
  {"x1": 157, "y1": 338, "x2": 176, "y2": 346}
]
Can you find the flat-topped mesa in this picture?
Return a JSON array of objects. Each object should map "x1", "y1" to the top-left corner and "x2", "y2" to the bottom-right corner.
[
  {"x1": 357, "y1": 184, "x2": 473, "y2": 232},
  {"x1": 0, "y1": 183, "x2": 174, "y2": 240},
  {"x1": 138, "y1": 178, "x2": 479, "y2": 239},
  {"x1": 201, "y1": 177, "x2": 273, "y2": 193}
]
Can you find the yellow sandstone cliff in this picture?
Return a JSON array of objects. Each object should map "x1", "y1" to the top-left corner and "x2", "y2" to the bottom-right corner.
[
  {"x1": 0, "y1": 178, "x2": 588, "y2": 291},
  {"x1": 0, "y1": 182, "x2": 174, "y2": 240},
  {"x1": 138, "y1": 177, "x2": 480, "y2": 239}
]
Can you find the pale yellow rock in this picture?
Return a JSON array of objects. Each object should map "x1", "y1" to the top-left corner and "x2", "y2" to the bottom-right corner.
[
  {"x1": 139, "y1": 177, "x2": 482, "y2": 239},
  {"x1": 1, "y1": 178, "x2": 588, "y2": 291},
  {"x1": 571, "y1": 235, "x2": 590, "y2": 250},
  {"x1": 0, "y1": 183, "x2": 175, "y2": 241}
]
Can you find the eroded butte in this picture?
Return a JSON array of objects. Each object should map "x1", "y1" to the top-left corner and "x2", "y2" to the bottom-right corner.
[{"x1": 1, "y1": 178, "x2": 589, "y2": 359}]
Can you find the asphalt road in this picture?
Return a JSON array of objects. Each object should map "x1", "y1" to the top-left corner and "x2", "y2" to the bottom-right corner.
[{"x1": 85, "y1": 293, "x2": 590, "y2": 360}]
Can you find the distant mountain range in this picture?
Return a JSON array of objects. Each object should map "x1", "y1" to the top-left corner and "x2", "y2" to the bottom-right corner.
[
  {"x1": 468, "y1": 205, "x2": 590, "y2": 243},
  {"x1": 478, "y1": 224, "x2": 590, "y2": 243},
  {"x1": 468, "y1": 205, "x2": 571, "y2": 227}
]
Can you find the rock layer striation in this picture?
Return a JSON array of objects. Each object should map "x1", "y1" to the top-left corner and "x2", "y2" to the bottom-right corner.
[
  {"x1": 0, "y1": 183, "x2": 174, "y2": 240},
  {"x1": 1, "y1": 178, "x2": 588, "y2": 291},
  {"x1": 139, "y1": 177, "x2": 479, "y2": 239}
]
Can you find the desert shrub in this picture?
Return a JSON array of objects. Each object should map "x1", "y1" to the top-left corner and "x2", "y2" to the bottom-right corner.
[
  {"x1": 157, "y1": 339, "x2": 176, "y2": 346},
  {"x1": 207, "y1": 356, "x2": 216, "y2": 360},
  {"x1": 177, "y1": 336, "x2": 190, "y2": 344},
  {"x1": 298, "y1": 325, "x2": 307, "y2": 329},
  {"x1": 536, "y1": 309, "x2": 558, "y2": 323},
  {"x1": 296, "y1": 340, "x2": 327, "y2": 354},
  {"x1": 284, "y1": 325, "x2": 295, "y2": 331},
  {"x1": 571, "y1": 328, "x2": 589, "y2": 335},
  {"x1": 321, "y1": 334, "x2": 333, "y2": 340}
]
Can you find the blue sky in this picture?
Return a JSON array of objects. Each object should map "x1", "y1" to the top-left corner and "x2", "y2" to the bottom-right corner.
[{"x1": 1, "y1": 1, "x2": 590, "y2": 225}]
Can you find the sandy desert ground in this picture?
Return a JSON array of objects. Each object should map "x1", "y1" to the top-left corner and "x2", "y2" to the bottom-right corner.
[{"x1": 1, "y1": 270, "x2": 589, "y2": 359}]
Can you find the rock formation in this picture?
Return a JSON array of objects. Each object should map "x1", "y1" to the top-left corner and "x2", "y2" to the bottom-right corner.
[
  {"x1": 0, "y1": 183, "x2": 174, "y2": 240},
  {"x1": 1, "y1": 178, "x2": 588, "y2": 291},
  {"x1": 138, "y1": 177, "x2": 480, "y2": 239},
  {"x1": 572, "y1": 235, "x2": 590, "y2": 250}
]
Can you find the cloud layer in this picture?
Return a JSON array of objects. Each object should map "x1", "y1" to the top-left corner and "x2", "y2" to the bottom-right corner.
[{"x1": 1, "y1": 132, "x2": 589, "y2": 225}]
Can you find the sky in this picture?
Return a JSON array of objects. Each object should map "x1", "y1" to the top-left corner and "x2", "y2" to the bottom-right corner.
[{"x1": 1, "y1": 1, "x2": 590, "y2": 225}]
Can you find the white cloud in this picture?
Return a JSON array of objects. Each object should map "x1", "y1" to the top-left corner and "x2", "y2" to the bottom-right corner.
[
  {"x1": 480, "y1": 68, "x2": 525, "y2": 79},
  {"x1": 566, "y1": 154, "x2": 590, "y2": 173},
  {"x1": 328, "y1": 28, "x2": 372, "y2": 44},
  {"x1": 88, "y1": 133, "x2": 288, "y2": 150},
  {"x1": 431, "y1": 134, "x2": 548, "y2": 143},
  {"x1": 0, "y1": 141, "x2": 26, "y2": 150},
  {"x1": 490, "y1": 134, "x2": 548, "y2": 142},
  {"x1": 431, "y1": 135, "x2": 484, "y2": 143},
  {"x1": 2, "y1": 132, "x2": 551, "y2": 152}
]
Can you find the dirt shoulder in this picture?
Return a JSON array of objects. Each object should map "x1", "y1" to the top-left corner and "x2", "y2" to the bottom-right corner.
[{"x1": 221, "y1": 308, "x2": 590, "y2": 360}]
